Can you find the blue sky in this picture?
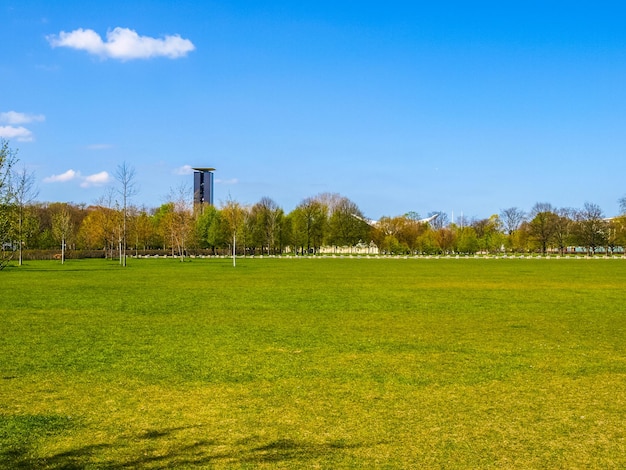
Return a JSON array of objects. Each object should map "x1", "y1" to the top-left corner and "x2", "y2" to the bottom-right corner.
[{"x1": 3, "y1": 1, "x2": 626, "y2": 219}]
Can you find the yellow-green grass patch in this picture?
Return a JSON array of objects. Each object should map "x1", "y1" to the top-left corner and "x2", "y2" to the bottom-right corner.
[{"x1": 1, "y1": 258, "x2": 625, "y2": 468}]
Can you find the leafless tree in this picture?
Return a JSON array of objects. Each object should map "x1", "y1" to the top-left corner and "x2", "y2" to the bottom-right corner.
[
  {"x1": 500, "y1": 207, "x2": 526, "y2": 252},
  {"x1": 500, "y1": 207, "x2": 526, "y2": 235},
  {"x1": 552, "y1": 207, "x2": 574, "y2": 255},
  {"x1": 619, "y1": 195, "x2": 626, "y2": 215},
  {"x1": 115, "y1": 162, "x2": 137, "y2": 266},
  {"x1": 428, "y1": 211, "x2": 449, "y2": 230},
  {"x1": 574, "y1": 202, "x2": 607, "y2": 255}
]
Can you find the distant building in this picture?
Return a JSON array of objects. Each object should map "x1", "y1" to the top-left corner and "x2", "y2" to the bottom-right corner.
[{"x1": 193, "y1": 167, "x2": 215, "y2": 209}]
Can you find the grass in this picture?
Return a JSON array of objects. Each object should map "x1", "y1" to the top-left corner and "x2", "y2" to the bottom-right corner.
[{"x1": 1, "y1": 258, "x2": 625, "y2": 468}]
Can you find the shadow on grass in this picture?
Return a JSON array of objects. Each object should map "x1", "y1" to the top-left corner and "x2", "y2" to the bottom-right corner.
[
  {"x1": 0, "y1": 414, "x2": 76, "y2": 469},
  {"x1": 2, "y1": 418, "x2": 367, "y2": 468},
  {"x1": 242, "y1": 438, "x2": 364, "y2": 463}
]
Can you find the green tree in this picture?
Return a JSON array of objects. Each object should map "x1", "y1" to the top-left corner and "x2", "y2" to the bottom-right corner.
[
  {"x1": 221, "y1": 198, "x2": 246, "y2": 266},
  {"x1": 248, "y1": 197, "x2": 283, "y2": 255},
  {"x1": 454, "y1": 225, "x2": 479, "y2": 254},
  {"x1": 610, "y1": 215, "x2": 626, "y2": 255},
  {"x1": 12, "y1": 168, "x2": 38, "y2": 265},
  {"x1": 91, "y1": 189, "x2": 123, "y2": 258},
  {"x1": 196, "y1": 204, "x2": 222, "y2": 253},
  {"x1": 0, "y1": 139, "x2": 18, "y2": 269},
  {"x1": 415, "y1": 229, "x2": 438, "y2": 254},
  {"x1": 326, "y1": 196, "x2": 367, "y2": 248},
  {"x1": 526, "y1": 203, "x2": 558, "y2": 254},
  {"x1": 472, "y1": 215, "x2": 504, "y2": 253},
  {"x1": 51, "y1": 204, "x2": 73, "y2": 264},
  {"x1": 434, "y1": 227, "x2": 456, "y2": 254},
  {"x1": 166, "y1": 184, "x2": 195, "y2": 260},
  {"x1": 291, "y1": 197, "x2": 327, "y2": 254},
  {"x1": 134, "y1": 207, "x2": 159, "y2": 251}
]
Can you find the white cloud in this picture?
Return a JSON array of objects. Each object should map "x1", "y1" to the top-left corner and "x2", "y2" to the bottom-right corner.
[
  {"x1": 0, "y1": 126, "x2": 33, "y2": 142},
  {"x1": 44, "y1": 169, "x2": 112, "y2": 187},
  {"x1": 174, "y1": 164, "x2": 194, "y2": 175},
  {"x1": 0, "y1": 111, "x2": 45, "y2": 142},
  {"x1": 80, "y1": 171, "x2": 111, "y2": 187},
  {"x1": 44, "y1": 169, "x2": 79, "y2": 183},
  {"x1": 0, "y1": 111, "x2": 46, "y2": 125},
  {"x1": 47, "y1": 27, "x2": 195, "y2": 60}
]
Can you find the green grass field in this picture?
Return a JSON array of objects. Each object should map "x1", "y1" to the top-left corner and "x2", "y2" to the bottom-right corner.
[{"x1": 1, "y1": 258, "x2": 625, "y2": 468}]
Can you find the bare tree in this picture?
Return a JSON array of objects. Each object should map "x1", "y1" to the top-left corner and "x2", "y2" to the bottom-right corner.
[
  {"x1": 553, "y1": 208, "x2": 574, "y2": 255},
  {"x1": 619, "y1": 195, "x2": 626, "y2": 215},
  {"x1": 115, "y1": 162, "x2": 137, "y2": 267},
  {"x1": 500, "y1": 207, "x2": 526, "y2": 252},
  {"x1": 574, "y1": 202, "x2": 607, "y2": 255},
  {"x1": 500, "y1": 207, "x2": 526, "y2": 235},
  {"x1": 428, "y1": 211, "x2": 449, "y2": 230}
]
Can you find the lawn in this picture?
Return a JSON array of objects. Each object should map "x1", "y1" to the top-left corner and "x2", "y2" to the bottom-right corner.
[{"x1": 1, "y1": 258, "x2": 625, "y2": 468}]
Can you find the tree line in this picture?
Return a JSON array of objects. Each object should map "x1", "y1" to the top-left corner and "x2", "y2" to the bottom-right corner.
[{"x1": 2, "y1": 139, "x2": 626, "y2": 268}]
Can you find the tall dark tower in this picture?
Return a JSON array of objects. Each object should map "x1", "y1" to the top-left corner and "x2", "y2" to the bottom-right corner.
[{"x1": 193, "y1": 167, "x2": 215, "y2": 209}]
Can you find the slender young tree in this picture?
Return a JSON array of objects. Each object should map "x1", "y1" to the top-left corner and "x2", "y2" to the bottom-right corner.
[
  {"x1": 115, "y1": 162, "x2": 137, "y2": 266},
  {"x1": 166, "y1": 184, "x2": 194, "y2": 261},
  {"x1": 221, "y1": 198, "x2": 246, "y2": 266},
  {"x1": 52, "y1": 204, "x2": 73, "y2": 264},
  {"x1": 12, "y1": 167, "x2": 38, "y2": 265},
  {"x1": 0, "y1": 139, "x2": 18, "y2": 270}
]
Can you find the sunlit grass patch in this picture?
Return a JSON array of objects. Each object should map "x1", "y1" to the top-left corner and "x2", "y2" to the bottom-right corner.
[{"x1": 1, "y1": 258, "x2": 625, "y2": 468}]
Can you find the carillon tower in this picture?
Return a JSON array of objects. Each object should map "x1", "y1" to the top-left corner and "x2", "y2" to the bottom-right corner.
[{"x1": 193, "y1": 167, "x2": 215, "y2": 209}]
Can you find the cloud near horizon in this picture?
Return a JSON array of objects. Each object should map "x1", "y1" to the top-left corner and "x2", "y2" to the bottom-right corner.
[
  {"x1": 0, "y1": 126, "x2": 33, "y2": 142},
  {"x1": 47, "y1": 27, "x2": 195, "y2": 60},
  {"x1": 0, "y1": 111, "x2": 45, "y2": 142},
  {"x1": 44, "y1": 169, "x2": 111, "y2": 187},
  {"x1": 174, "y1": 164, "x2": 194, "y2": 175},
  {"x1": 44, "y1": 169, "x2": 79, "y2": 183},
  {"x1": 81, "y1": 171, "x2": 111, "y2": 187},
  {"x1": 1, "y1": 111, "x2": 46, "y2": 125}
]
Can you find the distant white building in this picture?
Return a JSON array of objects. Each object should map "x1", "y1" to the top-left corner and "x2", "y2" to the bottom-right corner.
[{"x1": 319, "y1": 241, "x2": 379, "y2": 255}]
